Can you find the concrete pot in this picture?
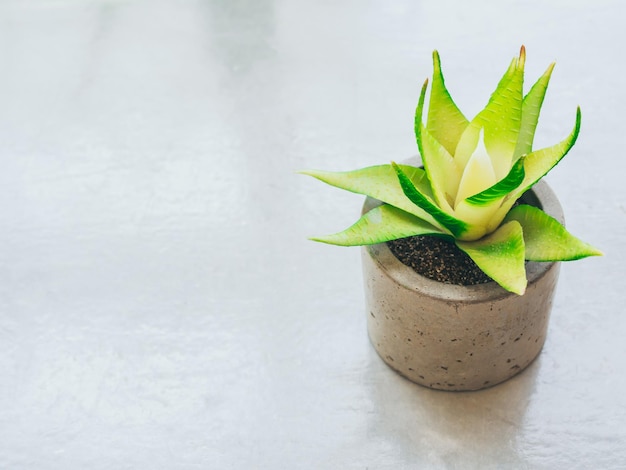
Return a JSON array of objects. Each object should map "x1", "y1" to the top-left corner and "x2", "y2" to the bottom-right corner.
[{"x1": 362, "y1": 180, "x2": 563, "y2": 391}]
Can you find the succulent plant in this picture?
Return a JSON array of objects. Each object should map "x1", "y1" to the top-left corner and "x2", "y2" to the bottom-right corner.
[{"x1": 302, "y1": 46, "x2": 601, "y2": 294}]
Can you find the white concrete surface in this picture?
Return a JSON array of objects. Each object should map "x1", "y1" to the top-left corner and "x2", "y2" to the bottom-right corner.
[{"x1": 0, "y1": 0, "x2": 624, "y2": 468}]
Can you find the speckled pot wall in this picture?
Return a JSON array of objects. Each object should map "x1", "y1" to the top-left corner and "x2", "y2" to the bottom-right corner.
[{"x1": 362, "y1": 181, "x2": 563, "y2": 391}]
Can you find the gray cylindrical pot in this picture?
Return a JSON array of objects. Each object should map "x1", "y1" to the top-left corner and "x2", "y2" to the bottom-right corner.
[{"x1": 362, "y1": 180, "x2": 563, "y2": 391}]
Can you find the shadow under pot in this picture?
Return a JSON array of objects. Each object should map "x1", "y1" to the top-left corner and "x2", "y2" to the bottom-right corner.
[{"x1": 362, "y1": 179, "x2": 562, "y2": 391}]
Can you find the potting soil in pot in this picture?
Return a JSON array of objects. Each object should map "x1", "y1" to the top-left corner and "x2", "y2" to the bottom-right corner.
[{"x1": 387, "y1": 236, "x2": 492, "y2": 285}]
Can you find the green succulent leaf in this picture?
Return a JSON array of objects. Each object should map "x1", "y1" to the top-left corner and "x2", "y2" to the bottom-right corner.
[
  {"x1": 414, "y1": 78, "x2": 429, "y2": 157},
  {"x1": 504, "y1": 204, "x2": 603, "y2": 261},
  {"x1": 426, "y1": 50, "x2": 469, "y2": 156},
  {"x1": 392, "y1": 161, "x2": 468, "y2": 238},
  {"x1": 480, "y1": 49, "x2": 525, "y2": 178},
  {"x1": 515, "y1": 106, "x2": 581, "y2": 198},
  {"x1": 465, "y1": 156, "x2": 525, "y2": 205},
  {"x1": 310, "y1": 204, "x2": 445, "y2": 246},
  {"x1": 492, "y1": 57, "x2": 518, "y2": 98},
  {"x1": 299, "y1": 164, "x2": 443, "y2": 230},
  {"x1": 491, "y1": 107, "x2": 582, "y2": 224},
  {"x1": 514, "y1": 62, "x2": 555, "y2": 158},
  {"x1": 455, "y1": 52, "x2": 524, "y2": 179},
  {"x1": 456, "y1": 220, "x2": 527, "y2": 295},
  {"x1": 415, "y1": 79, "x2": 460, "y2": 211}
]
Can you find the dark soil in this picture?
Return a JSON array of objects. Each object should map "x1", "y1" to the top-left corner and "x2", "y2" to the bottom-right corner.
[{"x1": 387, "y1": 235, "x2": 493, "y2": 285}]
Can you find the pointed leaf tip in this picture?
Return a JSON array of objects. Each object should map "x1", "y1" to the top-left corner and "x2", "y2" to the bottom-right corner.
[
  {"x1": 432, "y1": 50, "x2": 440, "y2": 68},
  {"x1": 426, "y1": 49, "x2": 469, "y2": 157},
  {"x1": 309, "y1": 204, "x2": 445, "y2": 246},
  {"x1": 504, "y1": 204, "x2": 602, "y2": 261}
]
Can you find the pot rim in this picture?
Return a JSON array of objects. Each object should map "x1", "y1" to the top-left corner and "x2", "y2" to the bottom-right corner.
[{"x1": 362, "y1": 157, "x2": 564, "y2": 303}]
